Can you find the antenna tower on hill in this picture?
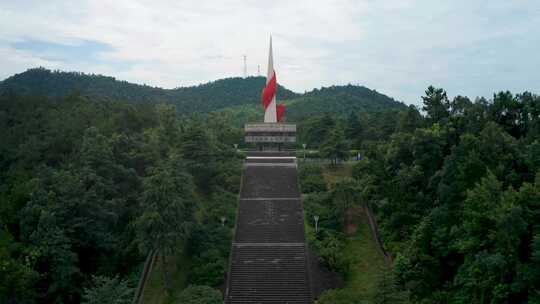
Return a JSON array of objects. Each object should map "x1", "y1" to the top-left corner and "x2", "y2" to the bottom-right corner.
[{"x1": 243, "y1": 55, "x2": 247, "y2": 78}]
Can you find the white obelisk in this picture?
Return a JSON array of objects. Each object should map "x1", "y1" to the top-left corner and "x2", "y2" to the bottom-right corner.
[{"x1": 264, "y1": 36, "x2": 277, "y2": 123}]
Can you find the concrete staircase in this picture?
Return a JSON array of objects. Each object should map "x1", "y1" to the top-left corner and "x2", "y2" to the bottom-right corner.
[{"x1": 225, "y1": 154, "x2": 313, "y2": 304}]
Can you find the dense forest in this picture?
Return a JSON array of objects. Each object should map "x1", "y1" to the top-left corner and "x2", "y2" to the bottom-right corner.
[
  {"x1": 1, "y1": 68, "x2": 539, "y2": 303},
  {"x1": 0, "y1": 70, "x2": 402, "y2": 303},
  {"x1": 0, "y1": 90, "x2": 242, "y2": 303},
  {"x1": 297, "y1": 87, "x2": 540, "y2": 303}
]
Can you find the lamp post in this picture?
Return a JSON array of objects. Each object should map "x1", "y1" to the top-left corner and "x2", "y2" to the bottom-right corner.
[
  {"x1": 302, "y1": 143, "x2": 307, "y2": 161},
  {"x1": 220, "y1": 216, "x2": 226, "y2": 227},
  {"x1": 313, "y1": 215, "x2": 319, "y2": 233}
]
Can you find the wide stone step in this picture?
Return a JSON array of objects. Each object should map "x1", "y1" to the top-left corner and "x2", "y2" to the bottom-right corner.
[
  {"x1": 241, "y1": 167, "x2": 300, "y2": 198},
  {"x1": 235, "y1": 199, "x2": 305, "y2": 243},
  {"x1": 244, "y1": 157, "x2": 297, "y2": 164},
  {"x1": 246, "y1": 151, "x2": 296, "y2": 157},
  {"x1": 227, "y1": 244, "x2": 311, "y2": 304},
  {"x1": 226, "y1": 156, "x2": 312, "y2": 304}
]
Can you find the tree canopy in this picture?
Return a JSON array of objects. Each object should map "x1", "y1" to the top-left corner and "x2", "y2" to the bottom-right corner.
[{"x1": 0, "y1": 90, "x2": 241, "y2": 303}]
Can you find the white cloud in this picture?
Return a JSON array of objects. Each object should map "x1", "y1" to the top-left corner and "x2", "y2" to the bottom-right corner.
[{"x1": 1, "y1": 0, "x2": 539, "y2": 104}]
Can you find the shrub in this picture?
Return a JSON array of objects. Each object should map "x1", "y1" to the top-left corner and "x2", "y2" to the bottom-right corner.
[
  {"x1": 318, "y1": 288, "x2": 362, "y2": 304},
  {"x1": 188, "y1": 249, "x2": 227, "y2": 287},
  {"x1": 302, "y1": 174, "x2": 327, "y2": 193},
  {"x1": 174, "y1": 285, "x2": 222, "y2": 304},
  {"x1": 316, "y1": 232, "x2": 352, "y2": 275}
]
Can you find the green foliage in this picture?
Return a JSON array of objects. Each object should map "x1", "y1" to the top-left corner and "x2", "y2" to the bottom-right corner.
[
  {"x1": 302, "y1": 174, "x2": 328, "y2": 193},
  {"x1": 286, "y1": 84, "x2": 406, "y2": 122},
  {"x1": 135, "y1": 154, "x2": 195, "y2": 254},
  {"x1": 351, "y1": 88, "x2": 540, "y2": 303},
  {"x1": 318, "y1": 288, "x2": 362, "y2": 304},
  {"x1": 0, "y1": 228, "x2": 38, "y2": 303},
  {"x1": 0, "y1": 91, "x2": 241, "y2": 303},
  {"x1": 321, "y1": 127, "x2": 350, "y2": 165},
  {"x1": 81, "y1": 276, "x2": 133, "y2": 304},
  {"x1": 188, "y1": 249, "x2": 227, "y2": 287},
  {"x1": 330, "y1": 178, "x2": 361, "y2": 228},
  {"x1": 174, "y1": 285, "x2": 222, "y2": 304},
  {"x1": 397, "y1": 105, "x2": 424, "y2": 133},
  {"x1": 3, "y1": 68, "x2": 540, "y2": 303},
  {"x1": 185, "y1": 192, "x2": 235, "y2": 288},
  {"x1": 0, "y1": 68, "x2": 298, "y2": 114},
  {"x1": 372, "y1": 266, "x2": 410, "y2": 304},
  {"x1": 303, "y1": 192, "x2": 340, "y2": 232},
  {"x1": 298, "y1": 113, "x2": 337, "y2": 148},
  {"x1": 299, "y1": 164, "x2": 327, "y2": 193},
  {"x1": 422, "y1": 86, "x2": 450, "y2": 124},
  {"x1": 204, "y1": 83, "x2": 405, "y2": 131},
  {"x1": 316, "y1": 232, "x2": 352, "y2": 275},
  {"x1": 180, "y1": 121, "x2": 226, "y2": 192}
]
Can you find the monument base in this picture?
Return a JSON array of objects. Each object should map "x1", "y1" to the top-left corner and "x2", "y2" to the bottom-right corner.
[{"x1": 244, "y1": 123, "x2": 296, "y2": 151}]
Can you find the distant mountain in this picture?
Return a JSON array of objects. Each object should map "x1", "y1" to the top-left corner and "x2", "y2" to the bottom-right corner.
[
  {"x1": 0, "y1": 68, "x2": 298, "y2": 114},
  {"x1": 285, "y1": 85, "x2": 406, "y2": 120},
  {"x1": 216, "y1": 84, "x2": 407, "y2": 125},
  {"x1": 0, "y1": 68, "x2": 405, "y2": 118},
  {"x1": 0, "y1": 68, "x2": 169, "y2": 102}
]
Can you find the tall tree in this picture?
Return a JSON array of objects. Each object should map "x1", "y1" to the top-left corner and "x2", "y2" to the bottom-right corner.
[
  {"x1": 397, "y1": 105, "x2": 424, "y2": 133},
  {"x1": 321, "y1": 127, "x2": 350, "y2": 165},
  {"x1": 330, "y1": 178, "x2": 361, "y2": 228},
  {"x1": 422, "y1": 86, "x2": 450, "y2": 124},
  {"x1": 135, "y1": 154, "x2": 195, "y2": 290}
]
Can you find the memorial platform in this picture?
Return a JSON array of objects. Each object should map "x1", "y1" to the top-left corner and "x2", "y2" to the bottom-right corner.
[{"x1": 244, "y1": 123, "x2": 296, "y2": 151}]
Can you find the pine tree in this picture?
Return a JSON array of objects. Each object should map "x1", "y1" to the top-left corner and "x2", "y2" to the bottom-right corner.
[{"x1": 422, "y1": 86, "x2": 450, "y2": 124}]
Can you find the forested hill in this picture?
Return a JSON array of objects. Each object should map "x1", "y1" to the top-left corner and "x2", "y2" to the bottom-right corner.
[
  {"x1": 0, "y1": 68, "x2": 404, "y2": 118},
  {"x1": 215, "y1": 84, "x2": 406, "y2": 125},
  {"x1": 285, "y1": 85, "x2": 405, "y2": 120},
  {"x1": 0, "y1": 68, "x2": 169, "y2": 102},
  {"x1": 0, "y1": 68, "x2": 299, "y2": 114}
]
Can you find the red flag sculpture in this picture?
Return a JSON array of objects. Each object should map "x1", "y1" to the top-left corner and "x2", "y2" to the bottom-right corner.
[
  {"x1": 261, "y1": 36, "x2": 285, "y2": 122},
  {"x1": 276, "y1": 104, "x2": 285, "y2": 122}
]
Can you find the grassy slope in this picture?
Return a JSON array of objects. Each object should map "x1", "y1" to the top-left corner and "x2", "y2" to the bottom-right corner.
[
  {"x1": 344, "y1": 209, "x2": 386, "y2": 296},
  {"x1": 321, "y1": 164, "x2": 353, "y2": 185},
  {"x1": 321, "y1": 164, "x2": 386, "y2": 297},
  {"x1": 141, "y1": 252, "x2": 192, "y2": 304}
]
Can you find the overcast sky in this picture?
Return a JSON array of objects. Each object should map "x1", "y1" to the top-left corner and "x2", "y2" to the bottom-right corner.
[{"x1": 1, "y1": 0, "x2": 539, "y2": 105}]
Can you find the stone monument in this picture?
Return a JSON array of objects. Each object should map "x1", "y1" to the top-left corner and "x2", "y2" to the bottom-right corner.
[{"x1": 244, "y1": 36, "x2": 296, "y2": 151}]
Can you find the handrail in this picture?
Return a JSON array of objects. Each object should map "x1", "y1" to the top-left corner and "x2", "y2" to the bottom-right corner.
[
  {"x1": 132, "y1": 249, "x2": 158, "y2": 304},
  {"x1": 224, "y1": 160, "x2": 245, "y2": 302},
  {"x1": 363, "y1": 204, "x2": 393, "y2": 265}
]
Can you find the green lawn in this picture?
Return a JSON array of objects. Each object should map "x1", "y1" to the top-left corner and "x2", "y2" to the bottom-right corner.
[
  {"x1": 343, "y1": 209, "x2": 386, "y2": 297},
  {"x1": 322, "y1": 164, "x2": 353, "y2": 185},
  {"x1": 305, "y1": 207, "x2": 386, "y2": 299}
]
